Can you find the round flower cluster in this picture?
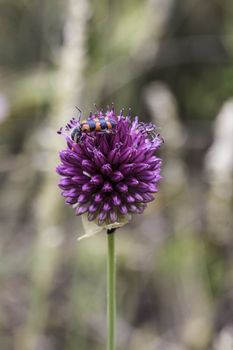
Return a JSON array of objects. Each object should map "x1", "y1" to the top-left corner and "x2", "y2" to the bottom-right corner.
[{"x1": 56, "y1": 107, "x2": 163, "y2": 227}]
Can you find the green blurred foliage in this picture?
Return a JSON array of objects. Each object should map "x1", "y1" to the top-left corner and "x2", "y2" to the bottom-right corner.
[{"x1": 0, "y1": 0, "x2": 233, "y2": 349}]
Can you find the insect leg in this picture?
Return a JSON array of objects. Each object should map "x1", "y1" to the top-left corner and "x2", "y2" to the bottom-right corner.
[{"x1": 75, "y1": 106, "x2": 82, "y2": 123}]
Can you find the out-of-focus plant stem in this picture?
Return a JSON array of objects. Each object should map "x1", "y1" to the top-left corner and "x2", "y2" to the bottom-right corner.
[{"x1": 107, "y1": 229, "x2": 116, "y2": 350}]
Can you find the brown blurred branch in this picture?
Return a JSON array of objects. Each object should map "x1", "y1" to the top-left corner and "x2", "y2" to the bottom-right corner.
[{"x1": 19, "y1": 0, "x2": 90, "y2": 349}]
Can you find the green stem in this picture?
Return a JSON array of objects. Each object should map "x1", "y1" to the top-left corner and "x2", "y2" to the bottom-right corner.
[{"x1": 107, "y1": 229, "x2": 116, "y2": 350}]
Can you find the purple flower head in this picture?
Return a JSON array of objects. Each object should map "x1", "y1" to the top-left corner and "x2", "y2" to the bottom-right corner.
[{"x1": 56, "y1": 106, "x2": 163, "y2": 231}]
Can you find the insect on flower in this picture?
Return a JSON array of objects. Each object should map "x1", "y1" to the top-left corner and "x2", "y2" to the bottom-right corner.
[
  {"x1": 58, "y1": 107, "x2": 117, "y2": 144},
  {"x1": 56, "y1": 105, "x2": 163, "y2": 238}
]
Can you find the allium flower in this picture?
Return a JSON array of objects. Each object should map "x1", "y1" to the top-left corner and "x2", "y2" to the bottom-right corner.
[{"x1": 56, "y1": 107, "x2": 163, "y2": 235}]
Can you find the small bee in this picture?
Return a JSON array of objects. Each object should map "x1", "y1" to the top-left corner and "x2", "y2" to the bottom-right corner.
[{"x1": 71, "y1": 115, "x2": 117, "y2": 143}]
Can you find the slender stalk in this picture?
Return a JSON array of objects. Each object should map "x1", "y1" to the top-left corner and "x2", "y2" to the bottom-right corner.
[{"x1": 107, "y1": 229, "x2": 116, "y2": 350}]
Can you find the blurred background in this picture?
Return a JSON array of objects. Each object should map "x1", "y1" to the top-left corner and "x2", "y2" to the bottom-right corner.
[{"x1": 0, "y1": 0, "x2": 233, "y2": 349}]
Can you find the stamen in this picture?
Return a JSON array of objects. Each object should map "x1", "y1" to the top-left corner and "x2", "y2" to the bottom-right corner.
[
  {"x1": 120, "y1": 108, "x2": 124, "y2": 116},
  {"x1": 136, "y1": 122, "x2": 159, "y2": 141}
]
